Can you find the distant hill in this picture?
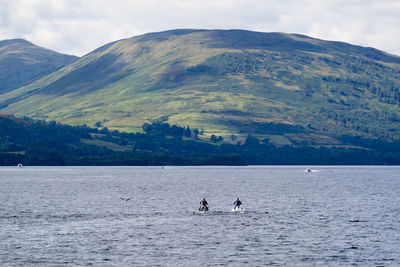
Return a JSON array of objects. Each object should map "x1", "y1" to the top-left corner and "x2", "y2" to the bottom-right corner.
[
  {"x1": 0, "y1": 39, "x2": 78, "y2": 94},
  {"x1": 1, "y1": 29, "x2": 399, "y2": 145}
]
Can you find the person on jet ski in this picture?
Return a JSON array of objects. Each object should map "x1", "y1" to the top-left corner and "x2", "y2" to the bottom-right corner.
[
  {"x1": 199, "y1": 197, "x2": 209, "y2": 211},
  {"x1": 233, "y1": 197, "x2": 242, "y2": 209}
]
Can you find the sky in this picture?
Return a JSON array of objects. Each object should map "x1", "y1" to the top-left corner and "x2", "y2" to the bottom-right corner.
[{"x1": 1, "y1": 0, "x2": 399, "y2": 57}]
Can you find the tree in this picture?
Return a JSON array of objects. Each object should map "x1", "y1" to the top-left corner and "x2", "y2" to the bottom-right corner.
[
  {"x1": 142, "y1": 123, "x2": 151, "y2": 133},
  {"x1": 184, "y1": 126, "x2": 192, "y2": 137},
  {"x1": 193, "y1": 128, "x2": 199, "y2": 140},
  {"x1": 171, "y1": 125, "x2": 184, "y2": 136},
  {"x1": 245, "y1": 135, "x2": 259, "y2": 146}
]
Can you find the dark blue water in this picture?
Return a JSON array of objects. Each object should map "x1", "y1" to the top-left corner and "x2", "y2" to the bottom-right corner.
[{"x1": 0, "y1": 166, "x2": 399, "y2": 266}]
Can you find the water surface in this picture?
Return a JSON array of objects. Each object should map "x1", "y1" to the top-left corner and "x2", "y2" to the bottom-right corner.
[{"x1": 0, "y1": 166, "x2": 399, "y2": 266}]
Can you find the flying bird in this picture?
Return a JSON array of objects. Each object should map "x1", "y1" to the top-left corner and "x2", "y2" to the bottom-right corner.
[{"x1": 120, "y1": 198, "x2": 131, "y2": 202}]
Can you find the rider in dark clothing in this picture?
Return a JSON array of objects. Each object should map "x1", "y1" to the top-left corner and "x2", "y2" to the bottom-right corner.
[
  {"x1": 234, "y1": 197, "x2": 242, "y2": 208},
  {"x1": 199, "y1": 198, "x2": 209, "y2": 211}
]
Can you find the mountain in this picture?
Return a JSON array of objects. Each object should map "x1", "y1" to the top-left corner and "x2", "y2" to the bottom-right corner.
[
  {"x1": 1, "y1": 29, "x2": 400, "y2": 146},
  {"x1": 0, "y1": 39, "x2": 78, "y2": 94}
]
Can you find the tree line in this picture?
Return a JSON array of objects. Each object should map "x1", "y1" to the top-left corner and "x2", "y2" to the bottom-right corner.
[{"x1": 1, "y1": 116, "x2": 400, "y2": 166}]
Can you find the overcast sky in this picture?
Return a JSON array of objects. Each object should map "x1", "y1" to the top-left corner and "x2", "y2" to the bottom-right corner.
[{"x1": 1, "y1": 0, "x2": 399, "y2": 57}]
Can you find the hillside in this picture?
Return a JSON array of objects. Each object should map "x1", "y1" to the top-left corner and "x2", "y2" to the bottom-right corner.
[
  {"x1": 0, "y1": 39, "x2": 78, "y2": 94},
  {"x1": 1, "y1": 115, "x2": 399, "y2": 165},
  {"x1": 0, "y1": 114, "x2": 245, "y2": 165},
  {"x1": 1, "y1": 29, "x2": 400, "y2": 145}
]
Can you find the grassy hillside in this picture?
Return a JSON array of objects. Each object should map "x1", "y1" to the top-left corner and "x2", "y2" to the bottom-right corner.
[
  {"x1": 0, "y1": 39, "x2": 78, "y2": 94},
  {"x1": 1, "y1": 30, "x2": 400, "y2": 144}
]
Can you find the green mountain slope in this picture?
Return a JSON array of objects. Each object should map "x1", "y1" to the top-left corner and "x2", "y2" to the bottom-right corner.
[
  {"x1": 0, "y1": 39, "x2": 79, "y2": 94},
  {"x1": 1, "y1": 30, "x2": 400, "y2": 143}
]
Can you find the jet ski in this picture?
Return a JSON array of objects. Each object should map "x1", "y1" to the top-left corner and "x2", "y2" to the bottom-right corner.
[
  {"x1": 198, "y1": 205, "x2": 209, "y2": 212},
  {"x1": 232, "y1": 206, "x2": 244, "y2": 212}
]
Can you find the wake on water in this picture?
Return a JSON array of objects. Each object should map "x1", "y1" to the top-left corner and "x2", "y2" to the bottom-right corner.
[
  {"x1": 305, "y1": 169, "x2": 320, "y2": 173},
  {"x1": 232, "y1": 206, "x2": 245, "y2": 213},
  {"x1": 193, "y1": 208, "x2": 247, "y2": 216}
]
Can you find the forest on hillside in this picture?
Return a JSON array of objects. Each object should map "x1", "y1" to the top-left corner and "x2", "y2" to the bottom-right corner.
[{"x1": 1, "y1": 115, "x2": 400, "y2": 166}]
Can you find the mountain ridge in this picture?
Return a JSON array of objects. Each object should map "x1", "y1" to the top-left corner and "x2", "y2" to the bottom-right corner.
[
  {"x1": 1, "y1": 29, "x2": 399, "y2": 145},
  {"x1": 0, "y1": 38, "x2": 79, "y2": 94}
]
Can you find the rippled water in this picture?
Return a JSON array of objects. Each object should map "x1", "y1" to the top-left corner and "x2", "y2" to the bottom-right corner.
[{"x1": 0, "y1": 166, "x2": 399, "y2": 266}]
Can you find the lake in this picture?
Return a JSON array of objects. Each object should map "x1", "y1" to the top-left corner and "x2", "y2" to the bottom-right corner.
[{"x1": 0, "y1": 166, "x2": 399, "y2": 266}]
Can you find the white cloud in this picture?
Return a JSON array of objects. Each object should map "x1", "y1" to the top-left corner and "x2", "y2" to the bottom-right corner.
[{"x1": 0, "y1": 0, "x2": 399, "y2": 56}]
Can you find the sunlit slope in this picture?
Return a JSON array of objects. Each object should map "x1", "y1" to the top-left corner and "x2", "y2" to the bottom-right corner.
[
  {"x1": 1, "y1": 29, "x2": 400, "y2": 140},
  {"x1": 0, "y1": 39, "x2": 78, "y2": 94}
]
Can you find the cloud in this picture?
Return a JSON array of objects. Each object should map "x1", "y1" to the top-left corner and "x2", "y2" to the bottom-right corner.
[{"x1": 0, "y1": 0, "x2": 399, "y2": 56}]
